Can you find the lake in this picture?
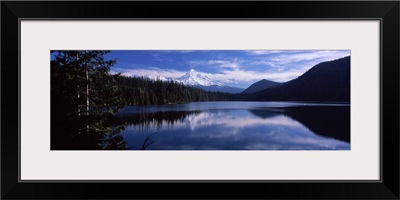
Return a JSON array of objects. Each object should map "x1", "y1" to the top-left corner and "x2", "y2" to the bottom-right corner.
[{"x1": 113, "y1": 101, "x2": 350, "y2": 150}]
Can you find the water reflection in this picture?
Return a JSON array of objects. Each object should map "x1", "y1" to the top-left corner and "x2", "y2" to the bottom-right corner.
[
  {"x1": 113, "y1": 102, "x2": 350, "y2": 150},
  {"x1": 283, "y1": 106, "x2": 350, "y2": 142},
  {"x1": 113, "y1": 110, "x2": 201, "y2": 131}
]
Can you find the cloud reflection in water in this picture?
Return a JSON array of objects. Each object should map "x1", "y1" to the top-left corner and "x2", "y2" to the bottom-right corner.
[{"x1": 116, "y1": 105, "x2": 350, "y2": 150}]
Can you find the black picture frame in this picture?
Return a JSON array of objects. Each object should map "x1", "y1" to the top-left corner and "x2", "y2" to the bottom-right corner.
[{"x1": 1, "y1": 1, "x2": 399, "y2": 199}]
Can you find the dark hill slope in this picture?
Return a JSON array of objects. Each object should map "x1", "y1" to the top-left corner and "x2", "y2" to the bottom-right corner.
[
  {"x1": 242, "y1": 79, "x2": 281, "y2": 94},
  {"x1": 253, "y1": 56, "x2": 350, "y2": 102}
]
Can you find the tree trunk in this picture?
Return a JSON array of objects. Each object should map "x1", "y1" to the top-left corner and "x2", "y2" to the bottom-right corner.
[
  {"x1": 86, "y1": 52, "x2": 90, "y2": 132},
  {"x1": 77, "y1": 52, "x2": 82, "y2": 134},
  {"x1": 77, "y1": 52, "x2": 81, "y2": 117},
  {"x1": 86, "y1": 64, "x2": 89, "y2": 116}
]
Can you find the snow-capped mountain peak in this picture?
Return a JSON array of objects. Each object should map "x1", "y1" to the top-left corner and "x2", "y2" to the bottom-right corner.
[
  {"x1": 177, "y1": 69, "x2": 224, "y2": 86},
  {"x1": 124, "y1": 68, "x2": 244, "y2": 93}
]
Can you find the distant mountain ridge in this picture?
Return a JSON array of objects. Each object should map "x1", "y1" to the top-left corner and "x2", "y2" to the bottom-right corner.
[
  {"x1": 242, "y1": 79, "x2": 281, "y2": 94},
  {"x1": 248, "y1": 56, "x2": 351, "y2": 101},
  {"x1": 196, "y1": 85, "x2": 244, "y2": 94}
]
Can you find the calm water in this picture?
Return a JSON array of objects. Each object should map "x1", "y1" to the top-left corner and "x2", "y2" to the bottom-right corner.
[{"x1": 113, "y1": 101, "x2": 350, "y2": 150}]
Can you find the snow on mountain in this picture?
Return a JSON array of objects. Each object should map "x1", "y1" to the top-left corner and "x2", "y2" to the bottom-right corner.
[
  {"x1": 126, "y1": 68, "x2": 244, "y2": 93},
  {"x1": 144, "y1": 75, "x2": 170, "y2": 82},
  {"x1": 174, "y1": 69, "x2": 244, "y2": 93},
  {"x1": 176, "y1": 69, "x2": 224, "y2": 86}
]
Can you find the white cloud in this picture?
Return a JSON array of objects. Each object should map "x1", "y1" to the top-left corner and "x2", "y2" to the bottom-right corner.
[
  {"x1": 189, "y1": 59, "x2": 241, "y2": 68},
  {"x1": 112, "y1": 50, "x2": 350, "y2": 88},
  {"x1": 208, "y1": 59, "x2": 240, "y2": 70},
  {"x1": 210, "y1": 67, "x2": 307, "y2": 84},
  {"x1": 186, "y1": 112, "x2": 302, "y2": 137},
  {"x1": 187, "y1": 60, "x2": 208, "y2": 66},
  {"x1": 151, "y1": 53, "x2": 173, "y2": 62},
  {"x1": 268, "y1": 50, "x2": 350, "y2": 64},
  {"x1": 250, "y1": 60, "x2": 285, "y2": 71},
  {"x1": 246, "y1": 50, "x2": 350, "y2": 82},
  {"x1": 246, "y1": 50, "x2": 286, "y2": 55}
]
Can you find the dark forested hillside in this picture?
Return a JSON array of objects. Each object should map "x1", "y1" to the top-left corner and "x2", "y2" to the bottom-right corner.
[
  {"x1": 117, "y1": 76, "x2": 232, "y2": 105},
  {"x1": 242, "y1": 79, "x2": 281, "y2": 94},
  {"x1": 238, "y1": 56, "x2": 350, "y2": 102}
]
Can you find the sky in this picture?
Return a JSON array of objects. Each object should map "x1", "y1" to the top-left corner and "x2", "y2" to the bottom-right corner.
[{"x1": 106, "y1": 50, "x2": 350, "y2": 89}]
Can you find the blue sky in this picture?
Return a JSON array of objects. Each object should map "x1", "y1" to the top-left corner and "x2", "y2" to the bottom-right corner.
[{"x1": 106, "y1": 50, "x2": 350, "y2": 88}]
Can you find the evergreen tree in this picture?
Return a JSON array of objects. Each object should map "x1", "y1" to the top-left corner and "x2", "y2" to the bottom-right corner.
[{"x1": 51, "y1": 50, "x2": 126, "y2": 150}]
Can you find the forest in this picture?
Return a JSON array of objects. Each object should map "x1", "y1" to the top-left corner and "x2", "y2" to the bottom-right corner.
[
  {"x1": 117, "y1": 76, "x2": 231, "y2": 105},
  {"x1": 51, "y1": 50, "x2": 231, "y2": 150}
]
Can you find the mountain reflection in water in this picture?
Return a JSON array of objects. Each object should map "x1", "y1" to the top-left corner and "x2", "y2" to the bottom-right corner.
[{"x1": 113, "y1": 102, "x2": 350, "y2": 150}]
